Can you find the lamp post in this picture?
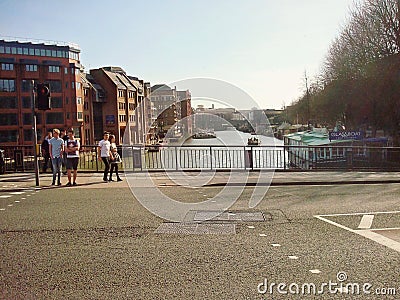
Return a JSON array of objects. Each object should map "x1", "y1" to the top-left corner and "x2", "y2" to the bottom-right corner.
[{"x1": 31, "y1": 80, "x2": 39, "y2": 186}]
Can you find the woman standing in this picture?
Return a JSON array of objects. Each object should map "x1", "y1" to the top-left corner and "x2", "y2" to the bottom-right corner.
[{"x1": 109, "y1": 135, "x2": 122, "y2": 182}]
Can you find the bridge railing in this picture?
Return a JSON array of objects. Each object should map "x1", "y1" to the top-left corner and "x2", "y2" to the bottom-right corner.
[{"x1": 1, "y1": 144, "x2": 399, "y2": 173}]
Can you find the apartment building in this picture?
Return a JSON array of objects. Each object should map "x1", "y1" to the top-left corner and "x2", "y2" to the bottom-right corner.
[{"x1": 0, "y1": 39, "x2": 84, "y2": 145}]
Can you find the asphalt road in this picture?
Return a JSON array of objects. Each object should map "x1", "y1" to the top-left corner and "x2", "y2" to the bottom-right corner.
[{"x1": 1, "y1": 172, "x2": 400, "y2": 299}]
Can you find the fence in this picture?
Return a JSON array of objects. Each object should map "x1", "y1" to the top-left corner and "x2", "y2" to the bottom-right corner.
[{"x1": 1, "y1": 144, "x2": 400, "y2": 173}]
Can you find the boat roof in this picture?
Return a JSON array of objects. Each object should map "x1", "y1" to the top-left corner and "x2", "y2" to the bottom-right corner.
[{"x1": 284, "y1": 130, "x2": 351, "y2": 146}]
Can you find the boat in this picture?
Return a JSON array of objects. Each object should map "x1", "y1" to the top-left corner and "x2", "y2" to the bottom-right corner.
[
  {"x1": 192, "y1": 130, "x2": 216, "y2": 139},
  {"x1": 247, "y1": 137, "x2": 261, "y2": 146}
]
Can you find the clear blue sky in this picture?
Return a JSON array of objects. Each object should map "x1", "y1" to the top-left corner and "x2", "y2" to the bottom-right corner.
[{"x1": 0, "y1": 0, "x2": 355, "y2": 109}]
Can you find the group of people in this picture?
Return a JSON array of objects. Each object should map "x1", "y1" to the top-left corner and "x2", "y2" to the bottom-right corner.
[{"x1": 41, "y1": 129, "x2": 122, "y2": 186}]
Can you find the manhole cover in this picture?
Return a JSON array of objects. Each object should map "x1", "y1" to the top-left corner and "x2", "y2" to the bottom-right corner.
[
  {"x1": 188, "y1": 210, "x2": 265, "y2": 222},
  {"x1": 154, "y1": 223, "x2": 236, "y2": 235}
]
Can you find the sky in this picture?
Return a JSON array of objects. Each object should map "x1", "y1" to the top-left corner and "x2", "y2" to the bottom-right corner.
[{"x1": 0, "y1": 0, "x2": 355, "y2": 109}]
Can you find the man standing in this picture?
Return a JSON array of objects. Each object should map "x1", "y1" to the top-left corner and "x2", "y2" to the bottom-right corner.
[
  {"x1": 41, "y1": 130, "x2": 53, "y2": 173},
  {"x1": 65, "y1": 129, "x2": 80, "y2": 186},
  {"x1": 49, "y1": 129, "x2": 64, "y2": 186},
  {"x1": 98, "y1": 132, "x2": 112, "y2": 182}
]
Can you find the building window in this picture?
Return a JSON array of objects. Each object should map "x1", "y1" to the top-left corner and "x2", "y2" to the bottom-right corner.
[
  {"x1": 51, "y1": 97, "x2": 63, "y2": 108},
  {"x1": 66, "y1": 97, "x2": 69, "y2": 104},
  {"x1": 71, "y1": 82, "x2": 75, "y2": 89},
  {"x1": 22, "y1": 97, "x2": 31, "y2": 108},
  {"x1": 76, "y1": 82, "x2": 81, "y2": 89},
  {"x1": 23, "y1": 113, "x2": 42, "y2": 125},
  {"x1": 0, "y1": 130, "x2": 18, "y2": 142},
  {"x1": 0, "y1": 79, "x2": 16, "y2": 92},
  {"x1": 48, "y1": 80, "x2": 62, "y2": 93},
  {"x1": 0, "y1": 96, "x2": 17, "y2": 109},
  {"x1": 66, "y1": 112, "x2": 70, "y2": 119},
  {"x1": 84, "y1": 115, "x2": 90, "y2": 124},
  {"x1": 23, "y1": 129, "x2": 33, "y2": 141},
  {"x1": 119, "y1": 115, "x2": 126, "y2": 122},
  {"x1": 65, "y1": 82, "x2": 68, "y2": 89},
  {"x1": 129, "y1": 103, "x2": 135, "y2": 110},
  {"x1": 77, "y1": 112, "x2": 83, "y2": 120},
  {"x1": 64, "y1": 67, "x2": 68, "y2": 74},
  {"x1": 84, "y1": 88, "x2": 88, "y2": 96},
  {"x1": 29, "y1": 48, "x2": 34, "y2": 55},
  {"x1": 0, "y1": 113, "x2": 18, "y2": 125},
  {"x1": 129, "y1": 115, "x2": 135, "y2": 122},
  {"x1": 118, "y1": 102, "x2": 126, "y2": 110},
  {"x1": 1, "y1": 63, "x2": 13, "y2": 71},
  {"x1": 76, "y1": 97, "x2": 82, "y2": 105},
  {"x1": 25, "y1": 64, "x2": 38, "y2": 72},
  {"x1": 84, "y1": 101, "x2": 89, "y2": 110},
  {"x1": 21, "y1": 80, "x2": 34, "y2": 92},
  {"x1": 118, "y1": 90, "x2": 125, "y2": 98},
  {"x1": 48, "y1": 65, "x2": 60, "y2": 73},
  {"x1": 46, "y1": 112, "x2": 64, "y2": 124}
]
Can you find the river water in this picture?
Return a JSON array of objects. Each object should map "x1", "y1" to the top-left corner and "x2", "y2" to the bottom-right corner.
[{"x1": 146, "y1": 130, "x2": 285, "y2": 170}]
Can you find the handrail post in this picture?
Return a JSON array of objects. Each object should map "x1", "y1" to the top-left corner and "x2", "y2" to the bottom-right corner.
[{"x1": 209, "y1": 146, "x2": 212, "y2": 170}]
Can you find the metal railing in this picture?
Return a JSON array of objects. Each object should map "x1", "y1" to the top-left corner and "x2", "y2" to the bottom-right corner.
[{"x1": 1, "y1": 144, "x2": 400, "y2": 173}]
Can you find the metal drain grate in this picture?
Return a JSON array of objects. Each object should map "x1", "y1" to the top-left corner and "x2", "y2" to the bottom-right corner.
[
  {"x1": 155, "y1": 223, "x2": 236, "y2": 235},
  {"x1": 192, "y1": 211, "x2": 265, "y2": 222}
]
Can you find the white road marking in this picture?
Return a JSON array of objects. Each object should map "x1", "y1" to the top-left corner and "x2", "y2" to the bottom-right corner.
[
  {"x1": 309, "y1": 269, "x2": 321, "y2": 274},
  {"x1": 21, "y1": 197, "x2": 26, "y2": 200},
  {"x1": 259, "y1": 233, "x2": 267, "y2": 237},
  {"x1": 288, "y1": 256, "x2": 299, "y2": 260},
  {"x1": 271, "y1": 243, "x2": 281, "y2": 247},
  {"x1": 0, "y1": 195, "x2": 11, "y2": 198},
  {"x1": 358, "y1": 214, "x2": 374, "y2": 229},
  {"x1": 318, "y1": 210, "x2": 400, "y2": 217},
  {"x1": 0, "y1": 208, "x2": 5, "y2": 211},
  {"x1": 9, "y1": 192, "x2": 25, "y2": 195},
  {"x1": 369, "y1": 227, "x2": 400, "y2": 231},
  {"x1": 7, "y1": 204, "x2": 13, "y2": 207},
  {"x1": 14, "y1": 200, "x2": 20, "y2": 203},
  {"x1": 247, "y1": 225, "x2": 255, "y2": 229},
  {"x1": 315, "y1": 212, "x2": 400, "y2": 253}
]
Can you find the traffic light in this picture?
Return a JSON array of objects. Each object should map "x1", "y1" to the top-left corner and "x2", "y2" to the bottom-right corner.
[{"x1": 37, "y1": 83, "x2": 51, "y2": 110}]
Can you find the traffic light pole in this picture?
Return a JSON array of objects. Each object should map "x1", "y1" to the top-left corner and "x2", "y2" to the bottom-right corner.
[{"x1": 31, "y1": 80, "x2": 40, "y2": 186}]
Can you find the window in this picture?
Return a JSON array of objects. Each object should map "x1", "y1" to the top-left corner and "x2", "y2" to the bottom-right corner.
[
  {"x1": 66, "y1": 112, "x2": 70, "y2": 119},
  {"x1": 57, "y1": 50, "x2": 62, "y2": 58},
  {"x1": 64, "y1": 67, "x2": 68, "y2": 74},
  {"x1": 0, "y1": 79, "x2": 16, "y2": 92},
  {"x1": 0, "y1": 46, "x2": 4, "y2": 53},
  {"x1": 84, "y1": 88, "x2": 88, "y2": 96},
  {"x1": 17, "y1": 47, "x2": 22, "y2": 54},
  {"x1": 21, "y1": 80, "x2": 34, "y2": 92},
  {"x1": 46, "y1": 112, "x2": 64, "y2": 124},
  {"x1": 52, "y1": 50, "x2": 56, "y2": 57},
  {"x1": 48, "y1": 80, "x2": 62, "y2": 93},
  {"x1": 25, "y1": 64, "x2": 38, "y2": 72},
  {"x1": 66, "y1": 97, "x2": 69, "y2": 104},
  {"x1": 76, "y1": 82, "x2": 81, "y2": 89},
  {"x1": 51, "y1": 97, "x2": 63, "y2": 108},
  {"x1": 48, "y1": 65, "x2": 60, "y2": 73},
  {"x1": 0, "y1": 113, "x2": 18, "y2": 125},
  {"x1": 65, "y1": 82, "x2": 68, "y2": 89},
  {"x1": 119, "y1": 115, "x2": 127, "y2": 122},
  {"x1": 29, "y1": 48, "x2": 34, "y2": 55},
  {"x1": 84, "y1": 101, "x2": 88, "y2": 110},
  {"x1": 76, "y1": 97, "x2": 82, "y2": 105},
  {"x1": 0, "y1": 96, "x2": 17, "y2": 108},
  {"x1": 22, "y1": 113, "x2": 42, "y2": 125},
  {"x1": 129, "y1": 103, "x2": 135, "y2": 110},
  {"x1": 22, "y1": 97, "x2": 31, "y2": 108},
  {"x1": 46, "y1": 49, "x2": 51, "y2": 57},
  {"x1": 0, "y1": 130, "x2": 18, "y2": 142},
  {"x1": 77, "y1": 112, "x2": 83, "y2": 120},
  {"x1": 35, "y1": 49, "x2": 40, "y2": 56},
  {"x1": 40, "y1": 49, "x2": 45, "y2": 56},
  {"x1": 129, "y1": 115, "x2": 135, "y2": 122},
  {"x1": 11, "y1": 47, "x2": 16, "y2": 54},
  {"x1": 24, "y1": 129, "x2": 33, "y2": 141},
  {"x1": 84, "y1": 115, "x2": 90, "y2": 123},
  {"x1": 23, "y1": 48, "x2": 28, "y2": 55},
  {"x1": 1, "y1": 63, "x2": 13, "y2": 71},
  {"x1": 71, "y1": 82, "x2": 75, "y2": 89},
  {"x1": 118, "y1": 90, "x2": 125, "y2": 98}
]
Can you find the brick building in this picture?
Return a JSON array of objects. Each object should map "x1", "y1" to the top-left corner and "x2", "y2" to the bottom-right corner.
[
  {"x1": 0, "y1": 39, "x2": 84, "y2": 145},
  {"x1": 150, "y1": 84, "x2": 192, "y2": 137},
  {"x1": 89, "y1": 67, "x2": 151, "y2": 144}
]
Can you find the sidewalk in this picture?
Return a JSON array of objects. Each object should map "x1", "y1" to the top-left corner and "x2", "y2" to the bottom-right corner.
[{"x1": 1, "y1": 171, "x2": 399, "y2": 188}]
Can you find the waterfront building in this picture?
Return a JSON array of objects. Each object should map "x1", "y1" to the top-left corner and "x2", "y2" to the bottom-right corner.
[{"x1": 0, "y1": 39, "x2": 83, "y2": 145}]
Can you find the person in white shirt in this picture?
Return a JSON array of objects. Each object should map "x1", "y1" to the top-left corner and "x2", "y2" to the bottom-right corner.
[
  {"x1": 98, "y1": 132, "x2": 112, "y2": 182},
  {"x1": 64, "y1": 129, "x2": 80, "y2": 186}
]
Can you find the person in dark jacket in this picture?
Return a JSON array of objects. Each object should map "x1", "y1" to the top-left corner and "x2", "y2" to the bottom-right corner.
[{"x1": 41, "y1": 130, "x2": 53, "y2": 173}]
